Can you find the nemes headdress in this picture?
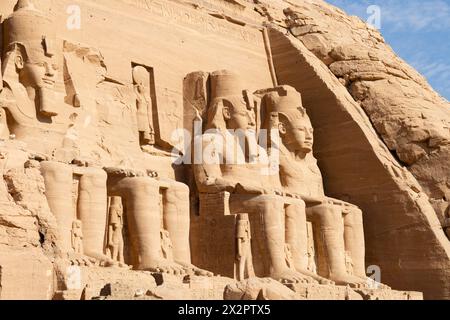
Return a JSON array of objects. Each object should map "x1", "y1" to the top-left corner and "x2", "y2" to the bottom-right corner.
[
  {"x1": 207, "y1": 70, "x2": 246, "y2": 130},
  {"x1": 263, "y1": 85, "x2": 307, "y2": 127},
  {"x1": 3, "y1": 0, "x2": 55, "y2": 60}
]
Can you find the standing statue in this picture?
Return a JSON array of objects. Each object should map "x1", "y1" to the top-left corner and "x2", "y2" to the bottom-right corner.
[
  {"x1": 132, "y1": 66, "x2": 155, "y2": 146},
  {"x1": 107, "y1": 197, "x2": 125, "y2": 265},
  {"x1": 71, "y1": 220, "x2": 84, "y2": 254},
  {"x1": 262, "y1": 85, "x2": 369, "y2": 287},
  {"x1": 193, "y1": 70, "x2": 326, "y2": 284},
  {"x1": 235, "y1": 214, "x2": 255, "y2": 281},
  {"x1": 345, "y1": 251, "x2": 354, "y2": 276},
  {"x1": 160, "y1": 230, "x2": 174, "y2": 261},
  {"x1": 284, "y1": 244, "x2": 295, "y2": 271}
]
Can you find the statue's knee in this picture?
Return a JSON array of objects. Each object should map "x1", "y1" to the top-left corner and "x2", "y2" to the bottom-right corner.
[
  {"x1": 292, "y1": 198, "x2": 306, "y2": 210},
  {"x1": 285, "y1": 199, "x2": 306, "y2": 219},
  {"x1": 260, "y1": 195, "x2": 284, "y2": 212},
  {"x1": 169, "y1": 181, "x2": 190, "y2": 198},
  {"x1": 40, "y1": 160, "x2": 72, "y2": 176},
  {"x1": 345, "y1": 207, "x2": 364, "y2": 227},
  {"x1": 128, "y1": 177, "x2": 160, "y2": 197},
  {"x1": 313, "y1": 203, "x2": 340, "y2": 224},
  {"x1": 80, "y1": 167, "x2": 107, "y2": 181}
]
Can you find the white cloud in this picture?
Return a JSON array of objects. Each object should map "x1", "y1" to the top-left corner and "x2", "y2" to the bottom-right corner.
[
  {"x1": 327, "y1": 0, "x2": 450, "y2": 31},
  {"x1": 410, "y1": 53, "x2": 450, "y2": 100}
]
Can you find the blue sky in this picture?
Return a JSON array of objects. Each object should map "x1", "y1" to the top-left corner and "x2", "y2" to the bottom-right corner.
[{"x1": 325, "y1": 0, "x2": 450, "y2": 101}]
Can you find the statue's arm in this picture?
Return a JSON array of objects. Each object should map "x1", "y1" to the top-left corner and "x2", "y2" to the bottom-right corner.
[
  {"x1": 193, "y1": 136, "x2": 236, "y2": 193},
  {"x1": 193, "y1": 162, "x2": 236, "y2": 193}
]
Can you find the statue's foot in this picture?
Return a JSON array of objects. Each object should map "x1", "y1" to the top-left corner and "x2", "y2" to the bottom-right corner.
[
  {"x1": 84, "y1": 252, "x2": 116, "y2": 268},
  {"x1": 119, "y1": 262, "x2": 132, "y2": 269},
  {"x1": 272, "y1": 269, "x2": 319, "y2": 285},
  {"x1": 295, "y1": 267, "x2": 335, "y2": 285},
  {"x1": 309, "y1": 274, "x2": 334, "y2": 285},
  {"x1": 143, "y1": 260, "x2": 188, "y2": 276},
  {"x1": 177, "y1": 262, "x2": 214, "y2": 277},
  {"x1": 329, "y1": 274, "x2": 371, "y2": 289},
  {"x1": 66, "y1": 253, "x2": 97, "y2": 267}
]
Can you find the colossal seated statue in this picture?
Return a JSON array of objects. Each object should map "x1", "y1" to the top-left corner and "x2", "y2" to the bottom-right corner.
[
  {"x1": 261, "y1": 85, "x2": 377, "y2": 288},
  {"x1": 0, "y1": 0, "x2": 209, "y2": 277},
  {"x1": 104, "y1": 167, "x2": 210, "y2": 275},
  {"x1": 0, "y1": 0, "x2": 66, "y2": 148},
  {"x1": 193, "y1": 70, "x2": 331, "y2": 284}
]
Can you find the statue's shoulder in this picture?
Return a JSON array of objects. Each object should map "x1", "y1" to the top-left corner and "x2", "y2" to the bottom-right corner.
[{"x1": 306, "y1": 153, "x2": 322, "y2": 175}]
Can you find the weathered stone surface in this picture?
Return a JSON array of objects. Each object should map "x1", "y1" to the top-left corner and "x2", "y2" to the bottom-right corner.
[
  {"x1": 281, "y1": 0, "x2": 450, "y2": 214},
  {"x1": 267, "y1": 25, "x2": 450, "y2": 299},
  {"x1": 224, "y1": 278, "x2": 303, "y2": 300},
  {"x1": 0, "y1": 0, "x2": 446, "y2": 300},
  {"x1": 0, "y1": 246, "x2": 54, "y2": 300}
]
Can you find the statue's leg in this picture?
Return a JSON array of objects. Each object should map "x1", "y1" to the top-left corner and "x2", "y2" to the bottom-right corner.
[
  {"x1": 118, "y1": 177, "x2": 161, "y2": 269},
  {"x1": 109, "y1": 177, "x2": 186, "y2": 274},
  {"x1": 286, "y1": 199, "x2": 334, "y2": 285},
  {"x1": 343, "y1": 206, "x2": 366, "y2": 278},
  {"x1": 162, "y1": 179, "x2": 213, "y2": 276},
  {"x1": 118, "y1": 238, "x2": 125, "y2": 264},
  {"x1": 239, "y1": 257, "x2": 245, "y2": 281},
  {"x1": 232, "y1": 194, "x2": 317, "y2": 284},
  {"x1": 78, "y1": 168, "x2": 110, "y2": 263},
  {"x1": 162, "y1": 180, "x2": 191, "y2": 264},
  {"x1": 111, "y1": 244, "x2": 118, "y2": 263},
  {"x1": 285, "y1": 200, "x2": 308, "y2": 271},
  {"x1": 247, "y1": 248, "x2": 256, "y2": 278},
  {"x1": 310, "y1": 203, "x2": 367, "y2": 288},
  {"x1": 40, "y1": 161, "x2": 73, "y2": 252}
]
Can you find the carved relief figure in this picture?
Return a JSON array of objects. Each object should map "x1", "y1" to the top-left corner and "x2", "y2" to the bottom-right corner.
[
  {"x1": 160, "y1": 229, "x2": 174, "y2": 261},
  {"x1": 71, "y1": 220, "x2": 83, "y2": 254},
  {"x1": 262, "y1": 85, "x2": 370, "y2": 288},
  {"x1": 132, "y1": 65, "x2": 155, "y2": 146},
  {"x1": 107, "y1": 196, "x2": 125, "y2": 265},
  {"x1": 345, "y1": 251, "x2": 354, "y2": 275},
  {"x1": 284, "y1": 244, "x2": 295, "y2": 271},
  {"x1": 235, "y1": 213, "x2": 255, "y2": 281}
]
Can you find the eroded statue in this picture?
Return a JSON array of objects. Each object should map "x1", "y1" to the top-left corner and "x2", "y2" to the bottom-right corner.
[
  {"x1": 261, "y1": 85, "x2": 373, "y2": 287},
  {"x1": 107, "y1": 196, "x2": 125, "y2": 266},
  {"x1": 193, "y1": 70, "x2": 330, "y2": 284}
]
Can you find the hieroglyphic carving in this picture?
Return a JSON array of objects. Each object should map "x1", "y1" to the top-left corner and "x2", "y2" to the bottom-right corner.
[
  {"x1": 157, "y1": 88, "x2": 183, "y2": 149},
  {"x1": 120, "y1": 0, "x2": 262, "y2": 45}
]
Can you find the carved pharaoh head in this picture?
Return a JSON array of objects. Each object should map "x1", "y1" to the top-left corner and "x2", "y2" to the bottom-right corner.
[
  {"x1": 206, "y1": 70, "x2": 256, "y2": 131},
  {"x1": 2, "y1": 0, "x2": 59, "y2": 117},
  {"x1": 264, "y1": 85, "x2": 313, "y2": 154},
  {"x1": 72, "y1": 219, "x2": 82, "y2": 230}
]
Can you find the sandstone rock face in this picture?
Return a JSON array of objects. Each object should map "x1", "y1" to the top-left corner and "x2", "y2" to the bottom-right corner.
[
  {"x1": 281, "y1": 0, "x2": 450, "y2": 221},
  {"x1": 0, "y1": 0, "x2": 446, "y2": 300}
]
